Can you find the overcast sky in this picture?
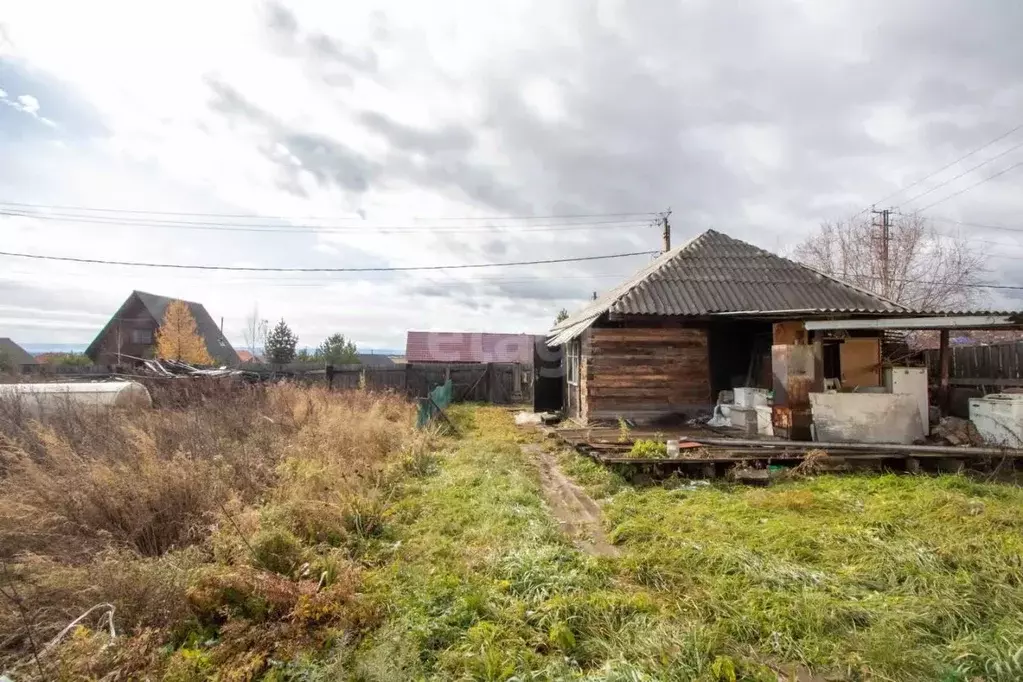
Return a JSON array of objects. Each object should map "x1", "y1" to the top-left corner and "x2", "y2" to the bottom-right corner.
[{"x1": 2, "y1": 0, "x2": 1022, "y2": 352}]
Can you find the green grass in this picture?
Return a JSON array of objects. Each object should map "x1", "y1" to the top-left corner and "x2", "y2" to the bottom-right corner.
[
  {"x1": 346, "y1": 407, "x2": 777, "y2": 681},
  {"x1": 568, "y1": 455, "x2": 1023, "y2": 681},
  {"x1": 352, "y1": 407, "x2": 1023, "y2": 681}
]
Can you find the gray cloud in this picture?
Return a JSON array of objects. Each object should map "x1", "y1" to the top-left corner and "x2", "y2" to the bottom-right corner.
[
  {"x1": 263, "y1": 1, "x2": 378, "y2": 87},
  {"x1": 206, "y1": 77, "x2": 378, "y2": 197}
]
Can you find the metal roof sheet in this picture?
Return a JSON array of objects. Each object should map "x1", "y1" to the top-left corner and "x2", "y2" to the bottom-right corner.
[
  {"x1": 406, "y1": 331, "x2": 542, "y2": 364},
  {"x1": 549, "y1": 229, "x2": 911, "y2": 345}
]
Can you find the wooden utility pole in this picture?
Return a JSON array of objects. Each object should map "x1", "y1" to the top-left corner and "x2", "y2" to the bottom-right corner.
[{"x1": 661, "y1": 209, "x2": 672, "y2": 252}]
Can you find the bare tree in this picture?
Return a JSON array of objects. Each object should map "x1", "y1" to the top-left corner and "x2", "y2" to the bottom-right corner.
[
  {"x1": 794, "y1": 213, "x2": 985, "y2": 310},
  {"x1": 241, "y1": 304, "x2": 269, "y2": 358}
]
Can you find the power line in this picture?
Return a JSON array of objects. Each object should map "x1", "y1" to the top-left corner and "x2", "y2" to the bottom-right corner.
[
  {"x1": 924, "y1": 214, "x2": 1023, "y2": 234},
  {"x1": 914, "y1": 160, "x2": 1023, "y2": 213},
  {"x1": 0, "y1": 200, "x2": 657, "y2": 222},
  {"x1": 0, "y1": 249, "x2": 659, "y2": 272},
  {"x1": 0, "y1": 209, "x2": 656, "y2": 234},
  {"x1": 897, "y1": 138, "x2": 1023, "y2": 208},
  {"x1": 855, "y1": 121, "x2": 1023, "y2": 215}
]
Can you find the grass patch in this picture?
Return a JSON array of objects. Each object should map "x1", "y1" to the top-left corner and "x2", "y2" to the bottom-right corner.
[
  {"x1": 583, "y1": 458, "x2": 1023, "y2": 681},
  {"x1": 348, "y1": 407, "x2": 774, "y2": 681}
]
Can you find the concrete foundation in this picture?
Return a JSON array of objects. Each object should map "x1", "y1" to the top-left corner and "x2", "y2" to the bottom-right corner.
[{"x1": 810, "y1": 392, "x2": 925, "y2": 444}]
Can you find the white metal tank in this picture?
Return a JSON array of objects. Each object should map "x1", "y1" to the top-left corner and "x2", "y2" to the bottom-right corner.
[
  {"x1": 0, "y1": 381, "x2": 152, "y2": 416},
  {"x1": 969, "y1": 393, "x2": 1023, "y2": 447}
]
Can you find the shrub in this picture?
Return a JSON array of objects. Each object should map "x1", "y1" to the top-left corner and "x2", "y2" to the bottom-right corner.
[{"x1": 628, "y1": 439, "x2": 668, "y2": 459}]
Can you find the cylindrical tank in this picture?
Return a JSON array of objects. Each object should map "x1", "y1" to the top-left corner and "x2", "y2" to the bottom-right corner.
[{"x1": 0, "y1": 381, "x2": 152, "y2": 416}]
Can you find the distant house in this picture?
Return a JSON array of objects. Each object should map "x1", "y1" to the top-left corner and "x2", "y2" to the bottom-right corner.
[
  {"x1": 85, "y1": 290, "x2": 240, "y2": 366},
  {"x1": 357, "y1": 353, "x2": 396, "y2": 368},
  {"x1": 405, "y1": 331, "x2": 543, "y2": 365},
  {"x1": 237, "y1": 350, "x2": 261, "y2": 363},
  {"x1": 0, "y1": 338, "x2": 37, "y2": 372}
]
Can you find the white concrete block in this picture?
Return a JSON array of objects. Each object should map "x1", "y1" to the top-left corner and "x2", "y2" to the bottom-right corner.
[{"x1": 810, "y1": 392, "x2": 924, "y2": 444}]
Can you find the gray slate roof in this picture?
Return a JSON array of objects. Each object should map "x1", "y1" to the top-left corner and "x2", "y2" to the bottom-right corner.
[
  {"x1": 0, "y1": 338, "x2": 37, "y2": 366},
  {"x1": 550, "y1": 229, "x2": 909, "y2": 345},
  {"x1": 133, "y1": 291, "x2": 240, "y2": 366},
  {"x1": 356, "y1": 353, "x2": 396, "y2": 368}
]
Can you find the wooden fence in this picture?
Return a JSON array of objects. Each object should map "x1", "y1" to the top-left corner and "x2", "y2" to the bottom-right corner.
[
  {"x1": 923, "y1": 341, "x2": 1023, "y2": 417},
  {"x1": 327, "y1": 363, "x2": 530, "y2": 405},
  {"x1": 10, "y1": 361, "x2": 535, "y2": 405},
  {"x1": 924, "y1": 342, "x2": 1023, "y2": 388}
]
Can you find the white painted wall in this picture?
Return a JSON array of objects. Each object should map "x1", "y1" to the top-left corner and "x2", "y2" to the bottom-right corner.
[{"x1": 810, "y1": 392, "x2": 924, "y2": 444}]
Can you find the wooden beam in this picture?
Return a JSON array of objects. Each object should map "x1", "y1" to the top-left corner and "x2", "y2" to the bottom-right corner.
[
  {"x1": 939, "y1": 329, "x2": 950, "y2": 415},
  {"x1": 805, "y1": 315, "x2": 1023, "y2": 331}
]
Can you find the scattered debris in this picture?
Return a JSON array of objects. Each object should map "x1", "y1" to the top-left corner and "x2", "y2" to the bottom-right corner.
[
  {"x1": 514, "y1": 411, "x2": 543, "y2": 426},
  {"x1": 932, "y1": 416, "x2": 985, "y2": 447},
  {"x1": 727, "y1": 462, "x2": 770, "y2": 485},
  {"x1": 786, "y1": 449, "x2": 830, "y2": 478},
  {"x1": 137, "y1": 358, "x2": 258, "y2": 380}
]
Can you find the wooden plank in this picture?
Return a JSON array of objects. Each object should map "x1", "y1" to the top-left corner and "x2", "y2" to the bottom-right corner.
[{"x1": 839, "y1": 338, "x2": 881, "y2": 387}]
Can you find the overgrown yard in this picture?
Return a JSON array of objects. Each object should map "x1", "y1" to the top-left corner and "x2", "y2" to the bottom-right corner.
[{"x1": 2, "y1": 396, "x2": 1023, "y2": 680}]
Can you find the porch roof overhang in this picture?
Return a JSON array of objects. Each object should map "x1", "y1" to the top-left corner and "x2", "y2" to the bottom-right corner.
[{"x1": 805, "y1": 314, "x2": 1023, "y2": 331}]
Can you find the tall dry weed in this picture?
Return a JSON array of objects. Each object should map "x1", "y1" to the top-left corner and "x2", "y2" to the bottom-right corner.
[{"x1": 0, "y1": 383, "x2": 417, "y2": 678}]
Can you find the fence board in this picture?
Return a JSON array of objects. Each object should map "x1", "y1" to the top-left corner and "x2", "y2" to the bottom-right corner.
[{"x1": 926, "y1": 342, "x2": 1023, "y2": 387}]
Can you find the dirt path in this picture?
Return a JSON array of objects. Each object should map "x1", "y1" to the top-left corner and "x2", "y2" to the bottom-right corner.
[{"x1": 524, "y1": 445, "x2": 619, "y2": 557}]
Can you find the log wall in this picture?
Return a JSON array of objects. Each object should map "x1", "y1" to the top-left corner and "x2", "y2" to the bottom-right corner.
[{"x1": 582, "y1": 326, "x2": 713, "y2": 422}]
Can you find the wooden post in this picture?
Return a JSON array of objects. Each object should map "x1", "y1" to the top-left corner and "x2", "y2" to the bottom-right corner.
[{"x1": 938, "y1": 329, "x2": 950, "y2": 415}]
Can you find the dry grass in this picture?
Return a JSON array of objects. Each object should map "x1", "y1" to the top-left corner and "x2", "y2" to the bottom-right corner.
[{"x1": 0, "y1": 383, "x2": 422, "y2": 680}]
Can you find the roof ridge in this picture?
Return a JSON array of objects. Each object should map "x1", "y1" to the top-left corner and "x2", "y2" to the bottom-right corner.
[{"x1": 550, "y1": 229, "x2": 714, "y2": 333}]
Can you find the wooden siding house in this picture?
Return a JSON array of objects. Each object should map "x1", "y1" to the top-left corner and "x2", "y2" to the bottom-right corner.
[
  {"x1": 86, "y1": 290, "x2": 240, "y2": 367},
  {"x1": 549, "y1": 230, "x2": 914, "y2": 425}
]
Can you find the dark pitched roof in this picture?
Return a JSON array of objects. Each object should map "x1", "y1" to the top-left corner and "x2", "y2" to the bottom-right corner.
[
  {"x1": 0, "y1": 338, "x2": 37, "y2": 366},
  {"x1": 550, "y1": 229, "x2": 909, "y2": 344},
  {"x1": 356, "y1": 353, "x2": 396, "y2": 368},
  {"x1": 406, "y1": 331, "x2": 541, "y2": 363},
  {"x1": 86, "y1": 290, "x2": 240, "y2": 366}
]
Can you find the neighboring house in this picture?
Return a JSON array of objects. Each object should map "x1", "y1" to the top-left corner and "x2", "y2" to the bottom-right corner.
[
  {"x1": 85, "y1": 290, "x2": 240, "y2": 366},
  {"x1": 357, "y1": 353, "x2": 397, "y2": 368},
  {"x1": 0, "y1": 338, "x2": 37, "y2": 372},
  {"x1": 549, "y1": 229, "x2": 979, "y2": 424},
  {"x1": 237, "y1": 350, "x2": 261, "y2": 363},
  {"x1": 405, "y1": 331, "x2": 543, "y2": 365}
]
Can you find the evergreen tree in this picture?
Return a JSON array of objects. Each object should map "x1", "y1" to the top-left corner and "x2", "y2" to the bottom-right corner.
[
  {"x1": 315, "y1": 333, "x2": 359, "y2": 365},
  {"x1": 265, "y1": 318, "x2": 299, "y2": 365}
]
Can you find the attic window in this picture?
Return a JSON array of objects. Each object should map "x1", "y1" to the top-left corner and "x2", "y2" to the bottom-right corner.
[
  {"x1": 131, "y1": 329, "x2": 153, "y2": 344},
  {"x1": 218, "y1": 338, "x2": 226, "y2": 347}
]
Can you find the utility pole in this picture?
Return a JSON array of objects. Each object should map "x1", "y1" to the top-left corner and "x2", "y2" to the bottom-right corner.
[
  {"x1": 660, "y1": 208, "x2": 672, "y2": 253},
  {"x1": 871, "y1": 207, "x2": 892, "y2": 297}
]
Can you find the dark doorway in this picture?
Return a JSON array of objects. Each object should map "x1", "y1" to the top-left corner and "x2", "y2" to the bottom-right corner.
[
  {"x1": 707, "y1": 320, "x2": 773, "y2": 398},
  {"x1": 533, "y1": 341, "x2": 564, "y2": 412}
]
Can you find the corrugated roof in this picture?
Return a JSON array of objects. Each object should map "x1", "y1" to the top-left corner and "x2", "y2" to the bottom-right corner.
[
  {"x1": 0, "y1": 338, "x2": 37, "y2": 366},
  {"x1": 406, "y1": 331, "x2": 541, "y2": 364},
  {"x1": 549, "y1": 229, "x2": 910, "y2": 345}
]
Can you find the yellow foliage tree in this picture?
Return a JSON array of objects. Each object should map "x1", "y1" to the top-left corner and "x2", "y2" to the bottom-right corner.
[{"x1": 155, "y1": 300, "x2": 215, "y2": 365}]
